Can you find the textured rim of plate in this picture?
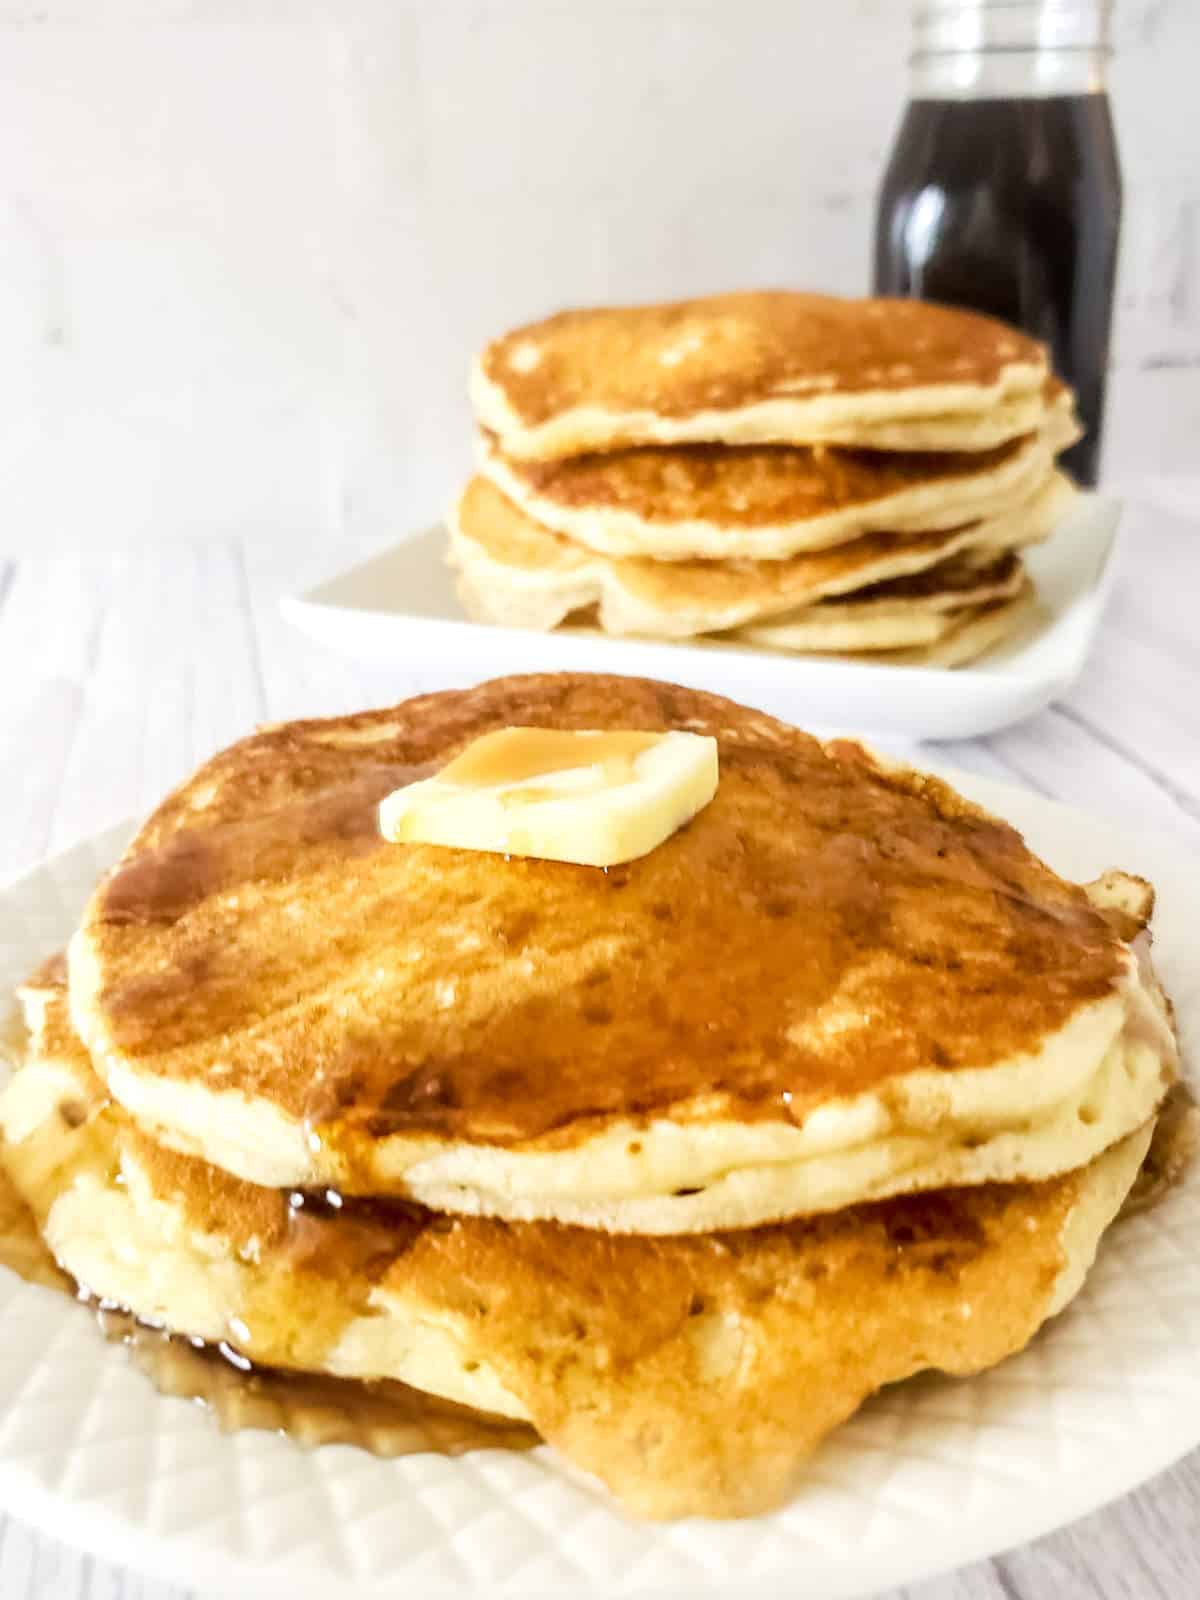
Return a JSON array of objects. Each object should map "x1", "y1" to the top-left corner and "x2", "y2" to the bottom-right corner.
[
  {"x1": 0, "y1": 773, "x2": 1196, "y2": 1599},
  {"x1": 279, "y1": 494, "x2": 1121, "y2": 743}
]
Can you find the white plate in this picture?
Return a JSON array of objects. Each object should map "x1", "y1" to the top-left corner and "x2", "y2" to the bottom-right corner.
[
  {"x1": 0, "y1": 773, "x2": 1197, "y2": 1600},
  {"x1": 282, "y1": 495, "x2": 1120, "y2": 741}
]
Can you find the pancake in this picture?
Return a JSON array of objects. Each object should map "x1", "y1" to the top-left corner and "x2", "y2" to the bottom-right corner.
[
  {"x1": 758, "y1": 546, "x2": 1029, "y2": 624},
  {"x1": 68, "y1": 674, "x2": 1175, "y2": 1228},
  {"x1": 471, "y1": 292, "x2": 1050, "y2": 460},
  {"x1": 1124, "y1": 1081, "x2": 1200, "y2": 1217},
  {"x1": 737, "y1": 577, "x2": 1035, "y2": 662},
  {"x1": 448, "y1": 472, "x2": 1070, "y2": 639},
  {"x1": 0, "y1": 981, "x2": 1154, "y2": 1520},
  {"x1": 725, "y1": 552, "x2": 1027, "y2": 654},
  {"x1": 731, "y1": 593, "x2": 1004, "y2": 658},
  {"x1": 865, "y1": 585, "x2": 1037, "y2": 669},
  {"x1": 801, "y1": 546, "x2": 1026, "y2": 614},
  {"x1": 810, "y1": 387, "x2": 1055, "y2": 452},
  {"x1": 477, "y1": 394, "x2": 1078, "y2": 562}
]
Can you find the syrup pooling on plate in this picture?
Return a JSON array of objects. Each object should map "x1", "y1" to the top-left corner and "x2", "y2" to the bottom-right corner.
[
  {"x1": 0, "y1": 987, "x2": 533, "y2": 1448},
  {"x1": 0, "y1": 1159, "x2": 536, "y2": 1459},
  {"x1": 94, "y1": 1303, "x2": 537, "y2": 1458}
]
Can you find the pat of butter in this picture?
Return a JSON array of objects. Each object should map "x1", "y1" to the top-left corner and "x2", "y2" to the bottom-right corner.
[{"x1": 379, "y1": 727, "x2": 718, "y2": 868}]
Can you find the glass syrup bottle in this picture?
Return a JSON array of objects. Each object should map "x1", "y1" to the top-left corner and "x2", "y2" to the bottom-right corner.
[{"x1": 873, "y1": 1, "x2": 1121, "y2": 485}]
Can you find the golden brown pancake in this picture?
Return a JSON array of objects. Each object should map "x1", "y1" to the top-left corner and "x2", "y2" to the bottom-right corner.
[
  {"x1": 471, "y1": 292, "x2": 1050, "y2": 460},
  {"x1": 2, "y1": 975, "x2": 1154, "y2": 1520},
  {"x1": 725, "y1": 548, "x2": 1026, "y2": 637},
  {"x1": 736, "y1": 576, "x2": 1035, "y2": 664},
  {"x1": 837, "y1": 548, "x2": 1024, "y2": 609},
  {"x1": 1124, "y1": 1081, "x2": 1200, "y2": 1216},
  {"x1": 861, "y1": 585, "x2": 1037, "y2": 668},
  {"x1": 477, "y1": 397, "x2": 1076, "y2": 562},
  {"x1": 448, "y1": 472, "x2": 1067, "y2": 639},
  {"x1": 67, "y1": 675, "x2": 1172, "y2": 1222}
]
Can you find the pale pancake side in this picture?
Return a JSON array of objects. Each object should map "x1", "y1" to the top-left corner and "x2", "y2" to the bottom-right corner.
[
  {"x1": 728, "y1": 549, "x2": 1027, "y2": 651},
  {"x1": 804, "y1": 386, "x2": 1053, "y2": 452},
  {"x1": 68, "y1": 675, "x2": 1171, "y2": 1222},
  {"x1": 472, "y1": 292, "x2": 1049, "y2": 459},
  {"x1": 0, "y1": 989, "x2": 1152, "y2": 1520},
  {"x1": 731, "y1": 597, "x2": 998, "y2": 656},
  {"x1": 448, "y1": 472, "x2": 1071, "y2": 639},
  {"x1": 477, "y1": 399, "x2": 1078, "y2": 562},
  {"x1": 0, "y1": 992, "x2": 524, "y2": 1419},
  {"x1": 774, "y1": 547, "x2": 1026, "y2": 618},
  {"x1": 736, "y1": 580, "x2": 1035, "y2": 661},
  {"x1": 871, "y1": 585, "x2": 1038, "y2": 668}
]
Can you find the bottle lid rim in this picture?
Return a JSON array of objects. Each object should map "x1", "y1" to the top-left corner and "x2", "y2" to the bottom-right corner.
[
  {"x1": 914, "y1": 1, "x2": 1111, "y2": 11},
  {"x1": 912, "y1": 2, "x2": 1112, "y2": 59}
]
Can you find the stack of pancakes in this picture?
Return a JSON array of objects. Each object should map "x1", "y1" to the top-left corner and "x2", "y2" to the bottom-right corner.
[
  {"x1": 452, "y1": 292, "x2": 1082, "y2": 665},
  {"x1": 0, "y1": 674, "x2": 1182, "y2": 1520}
]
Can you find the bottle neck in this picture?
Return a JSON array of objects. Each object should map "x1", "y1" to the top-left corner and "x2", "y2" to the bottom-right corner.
[{"x1": 911, "y1": 1, "x2": 1112, "y2": 99}]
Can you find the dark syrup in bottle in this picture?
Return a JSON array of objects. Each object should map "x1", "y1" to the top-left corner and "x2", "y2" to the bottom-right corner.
[{"x1": 873, "y1": 7, "x2": 1121, "y2": 486}]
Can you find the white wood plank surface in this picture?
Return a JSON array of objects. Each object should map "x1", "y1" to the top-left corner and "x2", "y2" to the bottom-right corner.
[{"x1": 1, "y1": 500, "x2": 1198, "y2": 1599}]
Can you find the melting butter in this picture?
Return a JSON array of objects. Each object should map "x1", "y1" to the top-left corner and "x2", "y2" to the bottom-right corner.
[
  {"x1": 379, "y1": 726, "x2": 718, "y2": 868},
  {"x1": 438, "y1": 728, "x2": 661, "y2": 789}
]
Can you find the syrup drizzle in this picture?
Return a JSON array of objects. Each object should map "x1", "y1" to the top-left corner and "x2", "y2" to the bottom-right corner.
[
  {"x1": 435, "y1": 726, "x2": 662, "y2": 790},
  {"x1": 0, "y1": 1161, "x2": 535, "y2": 1460}
]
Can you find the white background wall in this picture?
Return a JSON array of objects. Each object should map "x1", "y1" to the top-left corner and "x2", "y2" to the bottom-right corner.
[{"x1": 1, "y1": 0, "x2": 1197, "y2": 550}]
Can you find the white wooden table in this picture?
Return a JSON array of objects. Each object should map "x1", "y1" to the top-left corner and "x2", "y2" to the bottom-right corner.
[{"x1": 1, "y1": 498, "x2": 1198, "y2": 1600}]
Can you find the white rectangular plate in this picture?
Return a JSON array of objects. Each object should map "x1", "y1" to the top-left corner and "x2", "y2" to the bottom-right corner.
[{"x1": 283, "y1": 493, "x2": 1120, "y2": 741}]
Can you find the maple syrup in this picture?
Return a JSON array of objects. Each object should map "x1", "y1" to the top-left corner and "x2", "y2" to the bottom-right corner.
[
  {"x1": 0, "y1": 1160, "x2": 535, "y2": 1460},
  {"x1": 873, "y1": 4, "x2": 1121, "y2": 486},
  {"x1": 437, "y1": 727, "x2": 662, "y2": 790}
]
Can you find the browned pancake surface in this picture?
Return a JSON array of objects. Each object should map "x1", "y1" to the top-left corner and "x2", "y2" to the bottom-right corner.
[
  {"x1": 77, "y1": 676, "x2": 1127, "y2": 1155},
  {"x1": 479, "y1": 293, "x2": 1047, "y2": 428},
  {"x1": 20, "y1": 977, "x2": 1131, "y2": 1520},
  {"x1": 484, "y1": 430, "x2": 1031, "y2": 528},
  {"x1": 454, "y1": 475, "x2": 1040, "y2": 625},
  {"x1": 833, "y1": 550, "x2": 1022, "y2": 608},
  {"x1": 145, "y1": 1124, "x2": 1106, "y2": 1519}
]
